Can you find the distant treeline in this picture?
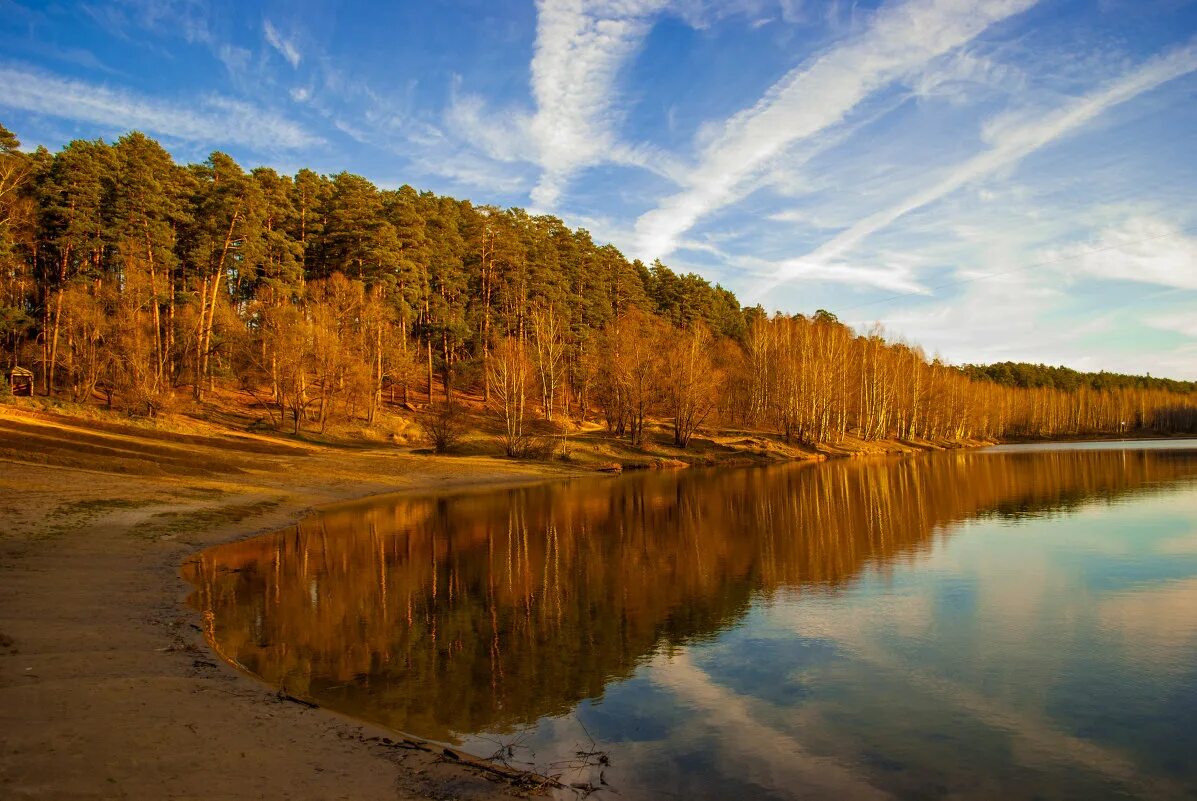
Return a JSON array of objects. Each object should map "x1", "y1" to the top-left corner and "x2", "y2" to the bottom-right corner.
[
  {"x1": 963, "y1": 362, "x2": 1197, "y2": 394},
  {"x1": 1, "y1": 123, "x2": 1194, "y2": 446}
]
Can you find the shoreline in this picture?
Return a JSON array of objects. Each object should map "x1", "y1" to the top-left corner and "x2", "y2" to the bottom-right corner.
[
  {"x1": 0, "y1": 404, "x2": 1180, "y2": 799},
  {"x1": 0, "y1": 407, "x2": 593, "y2": 800},
  {"x1": 995, "y1": 432, "x2": 1197, "y2": 444}
]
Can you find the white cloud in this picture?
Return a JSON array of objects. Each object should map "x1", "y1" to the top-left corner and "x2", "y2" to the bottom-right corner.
[
  {"x1": 834, "y1": 214, "x2": 1197, "y2": 376},
  {"x1": 216, "y1": 43, "x2": 251, "y2": 76},
  {"x1": 764, "y1": 207, "x2": 848, "y2": 230},
  {"x1": 429, "y1": 155, "x2": 530, "y2": 195},
  {"x1": 1056, "y1": 218, "x2": 1197, "y2": 291},
  {"x1": 633, "y1": 0, "x2": 1039, "y2": 259},
  {"x1": 1149, "y1": 312, "x2": 1197, "y2": 339},
  {"x1": 912, "y1": 47, "x2": 1026, "y2": 103},
  {"x1": 442, "y1": 0, "x2": 839, "y2": 210},
  {"x1": 264, "y1": 19, "x2": 301, "y2": 69},
  {"x1": 85, "y1": 0, "x2": 213, "y2": 46},
  {"x1": 527, "y1": 0, "x2": 669, "y2": 208},
  {"x1": 444, "y1": 85, "x2": 534, "y2": 165},
  {"x1": 765, "y1": 38, "x2": 1197, "y2": 289},
  {"x1": 743, "y1": 253, "x2": 930, "y2": 295},
  {"x1": 437, "y1": 0, "x2": 674, "y2": 207},
  {"x1": 0, "y1": 66, "x2": 322, "y2": 151},
  {"x1": 673, "y1": 0, "x2": 807, "y2": 28},
  {"x1": 1144, "y1": 342, "x2": 1197, "y2": 381},
  {"x1": 868, "y1": 271, "x2": 1067, "y2": 364}
]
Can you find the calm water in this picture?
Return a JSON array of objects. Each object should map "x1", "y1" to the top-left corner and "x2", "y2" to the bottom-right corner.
[{"x1": 184, "y1": 443, "x2": 1197, "y2": 800}]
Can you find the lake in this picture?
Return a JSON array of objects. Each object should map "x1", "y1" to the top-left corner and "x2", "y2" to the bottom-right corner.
[{"x1": 184, "y1": 441, "x2": 1197, "y2": 800}]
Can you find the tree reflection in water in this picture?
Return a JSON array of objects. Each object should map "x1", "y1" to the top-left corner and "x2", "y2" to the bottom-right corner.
[{"x1": 184, "y1": 448, "x2": 1197, "y2": 746}]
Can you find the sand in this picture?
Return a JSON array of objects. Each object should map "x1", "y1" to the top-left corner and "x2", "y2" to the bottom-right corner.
[{"x1": 0, "y1": 406, "x2": 586, "y2": 800}]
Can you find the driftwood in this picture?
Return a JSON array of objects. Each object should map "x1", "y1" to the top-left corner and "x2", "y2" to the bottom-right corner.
[
  {"x1": 276, "y1": 687, "x2": 319, "y2": 709},
  {"x1": 368, "y1": 735, "x2": 577, "y2": 793}
]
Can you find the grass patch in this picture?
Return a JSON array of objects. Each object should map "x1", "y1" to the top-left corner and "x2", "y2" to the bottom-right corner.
[
  {"x1": 135, "y1": 499, "x2": 284, "y2": 538},
  {"x1": 172, "y1": 486, "x2": 228, "y2": 500},
  {"x1": 55, "y1": 498, "x2": 157, "y2": 515},
  {"x1": 19, "y1": 497, "x2": 162, "y2": 541}
]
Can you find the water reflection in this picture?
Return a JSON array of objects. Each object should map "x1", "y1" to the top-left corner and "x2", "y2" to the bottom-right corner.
[{"x1": 185, "y1": 445, "x2": 1197, "y2": 799}]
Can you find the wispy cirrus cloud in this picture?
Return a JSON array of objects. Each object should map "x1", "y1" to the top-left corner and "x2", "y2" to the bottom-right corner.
[
  {"x1": 849, "y1": 213, "x2": 1197, "y2": 377},
  {"x1": 1149, "y1": 312, "x2": 1197, "y2": 339},
  {"x1": 633, "y1": 0, "x2": 1040, "y2": 259},
  {"x1": 1054, "y1": 217, "x2": 1197, "y2": 291},
  {"x1": 737, "y1": 252, "x2": 928, "y2": 294},
  {"x1": 0, "y1": 65, "x2": 322, "y2": 151},
  {"x1": 444, "y1": 81, "x2": 534, "y2": 165},
  {"x1": 526, "y1": 0, "x2": 669, "y2": 208},
  {"x1": 911, "y1": 47, "x2": 1028, "y2": 104},
  {"x1": 83, "y1": 0, "x2": 214, "y2": 46},
  {"x1": 671, "y1": 0, "x2": 808, "y2": 28},
  {"x1": 440, "y1": 0, "x2": 673, "y2": 203},
  {"x1": 263, "y1": 19, "x2": 301, "y2": 69},
  {"x1": 758, "y1": 38, "x2": 1197, "y2": 293}
]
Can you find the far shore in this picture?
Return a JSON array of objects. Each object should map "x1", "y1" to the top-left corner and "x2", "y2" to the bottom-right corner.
[
  {"x1": 3, "y1": 401, "x2": 1180, "y2": 799},
  {"x1": 993, "y1": 431, "x2": 1197, "y2": 444}
]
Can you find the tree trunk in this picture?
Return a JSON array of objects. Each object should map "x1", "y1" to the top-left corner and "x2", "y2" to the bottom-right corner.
[
  {"x1": 426, "y1": 337, "x2": 433, "y2": 404},
  {"x1": 197, "y1": 211, "x2": 239, "y2": 401}
]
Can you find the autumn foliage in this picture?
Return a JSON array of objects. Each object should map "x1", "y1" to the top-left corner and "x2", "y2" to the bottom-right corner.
[{"x1": 1, "y1": 124, "x2": 1194, "y2": 446}]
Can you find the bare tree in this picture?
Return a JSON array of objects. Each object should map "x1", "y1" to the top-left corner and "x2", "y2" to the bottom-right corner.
[
  {"x1": 488, "y1": 335, "x2": 531, "y2": 457},
  {"x1": 530, "y1": 304, "x2": 566, "y2": 421},
  {"x1": 596, "y1": 311, "x2": 666, "y2": 446},
  {"x1": 665, "y1": 323, "x2": 721, "y2": 448},
  {"x1": 58, "y1": 284, "x2": 110, "y2": 403},
  {"x1": 418, "y1": 401, "x2": 467, "y2": 453}
]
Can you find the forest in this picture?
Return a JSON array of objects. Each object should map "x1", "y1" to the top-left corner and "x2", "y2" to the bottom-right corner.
[
  {"x1": 1, "y1": 122, "x2": 1195, "y2": 451},
  {"x1": 962, "y1": 362, "x2": 1197, "y2": 394}
]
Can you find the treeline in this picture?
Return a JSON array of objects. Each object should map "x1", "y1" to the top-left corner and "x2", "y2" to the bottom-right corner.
[
  {"x1": 1, "y1": 123, "x2": 1194, "y2": 446},
  {"x1": 738, "y1": 315, "x2": 1197, "y2": 441},
  {"x1": 0, "y1": 124, "x2": 739, "y2": 436},
  {"x1": 963, "y1": 361, "x2": 1197, "y2": 394}
]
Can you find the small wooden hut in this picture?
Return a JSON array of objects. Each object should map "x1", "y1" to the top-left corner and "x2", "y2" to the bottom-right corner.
[{"x1": 8, "y1": 367, "x2": 33, "y2": 397}]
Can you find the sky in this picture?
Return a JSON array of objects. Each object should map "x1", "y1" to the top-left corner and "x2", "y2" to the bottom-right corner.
[{"x1": 2, "y1": 0, "x2": 1196, "y2": 378}]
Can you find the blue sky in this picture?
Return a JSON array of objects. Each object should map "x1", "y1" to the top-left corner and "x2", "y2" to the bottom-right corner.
[{"x1": 2, "y1": 0, "x2": 1196, "y2": 378}]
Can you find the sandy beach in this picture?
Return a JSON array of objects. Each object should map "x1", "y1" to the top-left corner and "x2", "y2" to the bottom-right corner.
[
  {"x1": 0, "y1": 398, "x2": 998, "y2": 799},
  {"x1": 0, "y1": 406, "x2": 587, "y2": 800}
]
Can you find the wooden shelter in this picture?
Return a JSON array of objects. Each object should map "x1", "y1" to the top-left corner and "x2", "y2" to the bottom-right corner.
[{"x1": 8, "y1": 367, "x2": 33, "y2": 397}]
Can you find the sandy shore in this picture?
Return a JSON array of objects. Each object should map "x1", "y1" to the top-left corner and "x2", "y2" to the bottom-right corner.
[
  {"x1": 0, "y1": 400, "x2": 991, "y2": 800},
  {"x1": 0, "y1": 407, "x2": 588, "y2": 800}
]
